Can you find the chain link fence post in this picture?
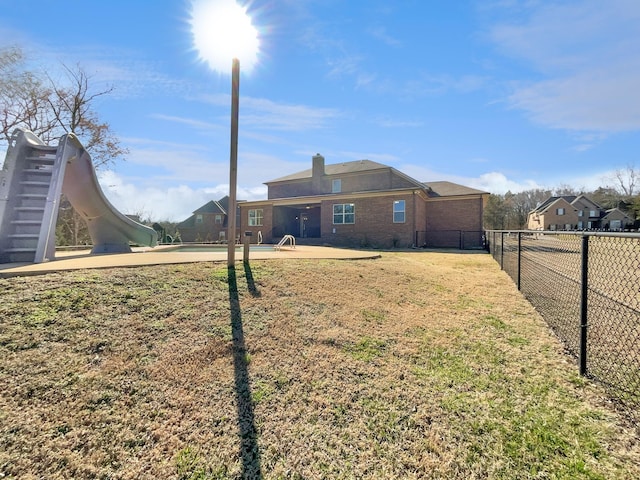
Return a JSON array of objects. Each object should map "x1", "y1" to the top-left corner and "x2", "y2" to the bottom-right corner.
[
  {"x1": 579, "y1": 234, "x2": 589, "y2": 376},
  {"x1": 517, "y1": 232, "x2": 522, "y2": 290}
]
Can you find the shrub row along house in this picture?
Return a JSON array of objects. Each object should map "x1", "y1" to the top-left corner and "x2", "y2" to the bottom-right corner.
[
  {"x1": 177, "y1": 154, "x2": 488, "y2": 249},
  {"x1": 526, "y1": 194, "x2": 633, "y2": 231}
]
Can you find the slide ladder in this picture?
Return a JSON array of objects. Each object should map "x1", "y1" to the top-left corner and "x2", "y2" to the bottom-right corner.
[
  {"x1": 0, "y1": 131, "x2": 63, "y2": 263},
  {"x1": 274, "y1": 234, "x2": 296, "y2": 250},
  {"x1": 0, "y1": 129, "x2": 157, "y2": 263}
]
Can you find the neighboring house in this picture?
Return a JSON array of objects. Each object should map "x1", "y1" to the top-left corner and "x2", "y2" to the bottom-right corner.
[
  {"x1": 176, "y1": 196, "x2": 242, "y2": 243},
  {"x1": 527, "y1": 194, "x2": 634, "y2": 231},
  {"x1": 527, "y1": 196, "x2": 578, "y2": 231},
  {"x1": 236, "y1": 154, "x2": 488, "y2": 249},
  {"x1": 602, "y1": 208, "x2": 633, "y2": 230}
]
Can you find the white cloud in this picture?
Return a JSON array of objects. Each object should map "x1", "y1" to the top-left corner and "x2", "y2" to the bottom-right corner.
[
  {"x1": 490, "y1": 0, "x2": 640, "y2": 133},
  {"x1": 508, "y1": 67, "x2": 640, "y2": 132},
  {"x1": 98, "y1": 170, "x2": 268, "y2": 222},
  {"x1": 465, "y1": 172, "x2": 542, "y2": 194},
  {"x1": 194, "y1": 94, "x2": 343, "y2": 131},
  {"x1": 367, "y1": 26, "x2": 402, "y2": 47},
  {"x1": 148, "y1": 114, "x2": 225, "y2": 133},
  {"x1": 241, "y1": 96, "x2": 342, "y2": 131}
]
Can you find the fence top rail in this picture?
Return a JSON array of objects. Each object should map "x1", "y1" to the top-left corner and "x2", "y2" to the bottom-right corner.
[{"x1": 486, "y1": 230, "x2": 640, "y2": 239}]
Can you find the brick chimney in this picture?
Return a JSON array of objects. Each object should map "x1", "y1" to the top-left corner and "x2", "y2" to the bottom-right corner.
[{"x1": 312, "y1": 153, "x2": 325, "y2": 179}]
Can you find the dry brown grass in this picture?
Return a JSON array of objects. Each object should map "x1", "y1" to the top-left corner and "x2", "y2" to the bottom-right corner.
[{"x1": 0, "y1": 251, "x2": 638, "y2": 479}]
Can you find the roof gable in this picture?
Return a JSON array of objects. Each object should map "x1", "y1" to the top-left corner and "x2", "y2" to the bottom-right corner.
[
  {"x1": 423, "y1": 181, "x2": 488, "y2": 197},
  {"x1": 193, "y1": 200, "x2": 226, "y2": 215},
  {"x1": 538, "y1": 197, "x2": 575, "y2": 213},
  {"x1": 533, "y1": 195, "x2": 577, "y2": 213},
  {"x1": 603, "y1": 208, "x2": 630, "y2": 220},
  {"x1": 572, "y1": 194, "x2": 601, "y2": 210}
]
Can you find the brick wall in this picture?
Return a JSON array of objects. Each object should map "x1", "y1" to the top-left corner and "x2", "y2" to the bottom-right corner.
[
  {"x1": 239, "y1": 205, "x2": 273, "y2": 243},
  {"x1": 426, "y1": 197, "x2": 483, "y2": 232},
  {"x1": 321, "y1": 193, "x2": 421, "y2": 248}
]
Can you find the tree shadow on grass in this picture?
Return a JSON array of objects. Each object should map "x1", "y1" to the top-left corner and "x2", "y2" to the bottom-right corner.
[{"x1": 228, "y1": 265, "x2": 262, "y2": 478}]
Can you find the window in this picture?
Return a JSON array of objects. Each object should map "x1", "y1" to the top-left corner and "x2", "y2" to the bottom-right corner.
[
  {"x1": 578, "y1": 210, "x2": 583, "y2": 217},
  {"x1": 332, "y1": 179, "x2": 342, "y2": 193},
  {"x1": 195, "y1": 214, "x2": 203, "y2": 224},
  {"x1": 248, "y1": 209, "x2": 263, "y2": 226},
  {"x1": 556, "y1": 208, "x2": 565, "y2": 215},
  {"x1": 393, "y1": 200, "x2": 405, "y2": 223},
  {"x1": 215, "y1": 214, "x2": 222, "y2": 224},
  {"x1": 333, "y1": 203, "x2": 355, "y2": 224},
  {"x1": 589, "y1": 210, "x2": 597, "y2": 217}
]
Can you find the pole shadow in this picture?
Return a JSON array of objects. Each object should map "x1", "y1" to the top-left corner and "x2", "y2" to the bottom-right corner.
[
  {"x1": 228, "y1": 266, "x2": 262, "y2": 478},
  {"x1": 242, "y1": 260, "x2": 261, "y2": 298}
]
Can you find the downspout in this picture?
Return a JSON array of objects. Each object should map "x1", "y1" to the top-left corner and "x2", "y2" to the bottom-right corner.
[{"x1": 412, "y1": 191, "x2": 417, "y2": 247}]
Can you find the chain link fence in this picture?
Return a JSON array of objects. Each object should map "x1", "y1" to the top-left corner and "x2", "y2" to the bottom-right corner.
[
  {"x1": 415, "y1": 230, "x2": 485, "y2": 249},
  {"x1": 487, "y1": 230, "x2": 640, "y2": 424}
]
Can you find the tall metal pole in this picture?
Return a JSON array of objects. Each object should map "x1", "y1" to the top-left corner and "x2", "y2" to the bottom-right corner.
[{"x1": 227, "y1": 58, "x2": 240, "y2": 267}]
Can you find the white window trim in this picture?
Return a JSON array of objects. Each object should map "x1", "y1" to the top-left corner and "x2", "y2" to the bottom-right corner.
[
  {"x1": 332, "y1": 203, "x2": 355, "y2": 224},
  {"x1": 248, "y1": 209, "x2": 263, "y2": 226},
  {"x1": 393, "y1": 200, "x2": 406, "y2": 223}
]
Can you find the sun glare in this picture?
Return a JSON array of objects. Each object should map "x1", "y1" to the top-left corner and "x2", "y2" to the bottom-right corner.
[{"x1": 189, "y1": 0, "x2": 260, "y2": 74}]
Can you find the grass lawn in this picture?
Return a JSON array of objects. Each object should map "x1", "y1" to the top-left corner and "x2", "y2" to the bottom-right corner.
[{"x1": 0, "y1": 251, "x2": 638, "y2": 479}]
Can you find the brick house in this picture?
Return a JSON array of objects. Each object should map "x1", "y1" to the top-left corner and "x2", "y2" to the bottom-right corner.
[
  {"x1": 176, "y1": 196, "x2": 241, "y2": 243},
  {"x1": 237, "y1": 154, "x2": 488, "y2": 249},
  {"x1": 527, "y1": 194, "x2": 634, "y2": 231}
]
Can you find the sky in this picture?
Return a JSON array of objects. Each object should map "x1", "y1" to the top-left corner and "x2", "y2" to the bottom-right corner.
[{"x1": 1, "y1": 0, "x2": 639, "y2": 221}]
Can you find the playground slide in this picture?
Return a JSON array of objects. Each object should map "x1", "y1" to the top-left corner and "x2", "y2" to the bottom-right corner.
[
  {"x1": 0, "y1": 129, "x2": 156, "y2": 263},
  {"x1": 59, "y1": 133, "x2": 158, "y2": 254}
]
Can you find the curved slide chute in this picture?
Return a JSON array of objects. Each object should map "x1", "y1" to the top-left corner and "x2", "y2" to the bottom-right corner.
[
  {"x1": 0, "y1": 129, "x2": 157, "y2": 263},
  {"x1": 59, "y1": 133, "x2": 157, "y2": 254}
]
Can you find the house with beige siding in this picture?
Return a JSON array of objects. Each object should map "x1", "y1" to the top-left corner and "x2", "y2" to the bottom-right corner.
[
  {"x1": 602, "y1": 208, "x2": 633, "y2": 230},
  {"x1": 235, "y1": 154, "x2": 488, "y2": 249},
  {"x1": 527, "y1": 194, "x2": 634, "y2": 231}
]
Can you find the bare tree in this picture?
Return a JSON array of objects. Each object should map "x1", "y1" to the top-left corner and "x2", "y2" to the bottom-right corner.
[
  {"x1": 1, "y1": 46, "x2": 127, "y2": 169},
  {"x1": 46, "y1": 64, "x2": 127, "y2": 169},
  {"x1": 0, "y1": 47, "x2": 58, "y2": 146},
  {"x1": 1, "y1": 46, "x2": 129, "y2": 246},
  {"x1": 505, "y1": 189, "x2": 553, "y2": 229},
  {"x1": 612, "y1": 164, "x2": 638, "y2": 197},
  {"x1": 553, "y1": 184, "x2": 582, "y2": 197}
]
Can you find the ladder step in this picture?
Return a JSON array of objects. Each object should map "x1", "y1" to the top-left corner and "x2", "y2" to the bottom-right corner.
[
  {"x1": 16, "y1": 206, "x2": 45, "y2": 211},
  {"x1": 23, "y1": 168, "x2": 53, "y2": 174},
  {"x1": 4, "y1": 248, "x2": 37, "y2": 253},
  {"x1": 26, "y1": 148, "x2": 56, "y2": 156},
  {"x1": 20, "y1": 181, "x2": 51, "y2": 186},
  {"x1": 11, "y1": 220, "x2": 42, "y2": 225},
  {"x1": 17, "y1": 193, "x2": 47, "y2": 198},
  {"x1": 8, "y1": 234, "x2": 39, "y2": 238}
]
